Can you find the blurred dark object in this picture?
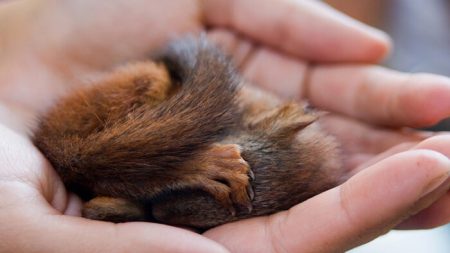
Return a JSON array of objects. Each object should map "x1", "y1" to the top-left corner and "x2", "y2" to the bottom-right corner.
[{"x1": 325, "y1": 0, "x2": 450, "y2": 131}]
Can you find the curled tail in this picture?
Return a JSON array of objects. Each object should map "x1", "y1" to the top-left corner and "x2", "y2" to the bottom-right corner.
[
  {"x1": 93, "y1": 36, "x2": 243, "y2": 172},
  {"x1": 34, "y1": 37, "x2": 242, "y2": 195}
]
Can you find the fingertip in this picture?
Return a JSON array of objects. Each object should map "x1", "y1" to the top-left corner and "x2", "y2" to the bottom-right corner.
[
  {"x1": 204, "y1": 0, "x2": 393, "y2": 63},
  {"x1": 335, "y1": 16, "x2": 392, "y2": 63},
  {"x1": 333, "y1": 150, "x2": 449, "y2": 237},
  {"x1": 419, "y1": 75, "x2": 450, "y2": 126},
  {"x1": 414, "y1": 135, "x2": 450, "y2": 156},
  {"x1": 310, "y1": 66, "x2": 450, "y2": 127},
  {"x1": 375, "y1": 149, "x2": 450, "y2": 189},
  {"x1": 407, "y1": 150, "x2": 450, "y2": 196},
  {"x1": 311, "y1": 0, "x2": 392, "y2": 63},
  {"x1": 329, "y1": 149, "x2": 450, "y2": 247},
  {"x1": 363, "y1": 28, "x2": 392, "y2": 62},
  {"x1": 398, "y1": 73, "x2": 450, "y2": 127}
]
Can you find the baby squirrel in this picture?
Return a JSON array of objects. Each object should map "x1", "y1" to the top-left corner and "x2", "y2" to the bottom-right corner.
[{"x1": 33, "y1": 37, "x2": 342, "y2": 229}]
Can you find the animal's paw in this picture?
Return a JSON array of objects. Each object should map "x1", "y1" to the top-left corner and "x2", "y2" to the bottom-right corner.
[
  {"x1": 189, "y1": 143, "x2": 254, "y2": 215},
  {"x1": 249, "y1": 102, "x2": 317, "y2": 137},
  {"x1": 82, "y1": 197, "x2": 146, "y2": 222}
]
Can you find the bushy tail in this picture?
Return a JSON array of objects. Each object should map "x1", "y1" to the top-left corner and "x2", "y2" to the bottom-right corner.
[{"x1": 35, "y1": 37, "x2": 242, "y2": 189}]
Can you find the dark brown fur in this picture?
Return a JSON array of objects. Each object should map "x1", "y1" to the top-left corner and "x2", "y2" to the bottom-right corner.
[{"x1": 33, "y1": 37, "x2": 342, "y2": 229}]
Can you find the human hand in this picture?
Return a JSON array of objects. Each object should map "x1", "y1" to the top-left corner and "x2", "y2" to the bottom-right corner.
[
  {"x1": 1, "y1": 0, "x2": 449, "y2": 253},
  {"x1": 0, "y1": 124, "x2": 231, "y2": 252},
  {"x1": 0, "y1": 0, "x2": 387, "y2": 132},
  {"x1": 201, "y1": 1, "x2": 450, "y2": 252}
]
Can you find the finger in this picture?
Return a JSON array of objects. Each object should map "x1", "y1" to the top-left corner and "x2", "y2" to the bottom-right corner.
[
  {"x1": 351, "y1": 142, "x2": 417, "y2": 175},
  {"x1": 206, "y1": 31, "x2": 450, "y2": 130},
  {"x1": 242, "y1": 47, "x2": 310, "y2": 100},
  {"x1": 354, "y1": 134, "x2": 450, "y2": 172},
  {"x1": 2, "y1": 211, "x2": 229, "y2": 253},
  {"x1": 208, "y1": 29, "x2": 309, "y2": 99},
  {"x1": 44, "y1": 217, "x2": 230, "y2": 253},
  {"x1": 203, "y1": 0, "x2": 390, "y2": 62},
  {"x1": 319, "y1": 114, "x2": 431, "y2": 154},
  {"x1": 207, "y1": 29, "x2": 255, "y2": 69},
  {"x1": 47, "y1": 0, "x2": 202, "y2": 64},
  {"x1": 0, "y1": 183, "x2": 229, "y2": 253},
  {"x1": 308, "y1": 65, "x2": 450, "y2": 127},
  {"x1": 353, "y1": 135, "x2": 450, "y2": 228},
  {"x1": 205, "y1": 150, "x2": 450, "y2": 253},
  {"x1": 395, "y1": 135, "x2": 450, "y2": 229}
]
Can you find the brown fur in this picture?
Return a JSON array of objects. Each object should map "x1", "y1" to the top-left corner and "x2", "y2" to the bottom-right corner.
[{"x1": 33, "y1": 37, "x2": 342, "y2": 229}]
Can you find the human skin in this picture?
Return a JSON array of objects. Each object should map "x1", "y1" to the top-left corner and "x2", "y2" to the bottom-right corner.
[{"x1": 0, "y1": 0, "x2": 449, "y2": 253}]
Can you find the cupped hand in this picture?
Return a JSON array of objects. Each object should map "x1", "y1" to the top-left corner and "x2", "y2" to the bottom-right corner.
[
  {"x1": 0, "y1": 124, "x2": 229, "y2": 252},
  {"x1": 0, "y1": 0, "x2": 449, "y2": 253},
  {"x1": 202, "y1": 1, "x2": 450, "y2": 252}
]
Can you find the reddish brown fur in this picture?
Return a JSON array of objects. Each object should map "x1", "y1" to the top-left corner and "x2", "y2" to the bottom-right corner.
[{"x1": 33, "y1": 37, "x2": 342, "y2": 229}]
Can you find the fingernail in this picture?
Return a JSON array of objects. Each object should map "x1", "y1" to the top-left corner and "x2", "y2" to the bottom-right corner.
[{"x1": 420, "y1": 170, "x2": 450, "y2": 198}]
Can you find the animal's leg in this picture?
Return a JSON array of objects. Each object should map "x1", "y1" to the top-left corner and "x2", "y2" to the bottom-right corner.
[
  {"x1": 36, "y1": 61, "x2": 174, "y2": 137},
  {"x1": 82, "y1": 197, "x2": 147, "y2": 223}
]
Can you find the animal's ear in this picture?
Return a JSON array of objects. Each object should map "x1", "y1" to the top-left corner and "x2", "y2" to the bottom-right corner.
[
  {"x1": 248, "y1": 102, "x2": 318, "y2": 138},
  {"x1": 277, "y1": 113, "x2": 317, "y2": 136},
  {"x1": 82, "y1": 197, "x2": 147, "y2": 223}
]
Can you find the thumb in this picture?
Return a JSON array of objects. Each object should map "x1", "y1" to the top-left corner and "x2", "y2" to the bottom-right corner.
[{"x1": 205, "y1": 149, "x2": 450, "y2": 253}]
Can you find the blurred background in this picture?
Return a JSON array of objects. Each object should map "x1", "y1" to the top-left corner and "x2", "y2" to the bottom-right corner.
[{"x1": 323, "y1": 0, "x2": 450, "y2": 252}]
